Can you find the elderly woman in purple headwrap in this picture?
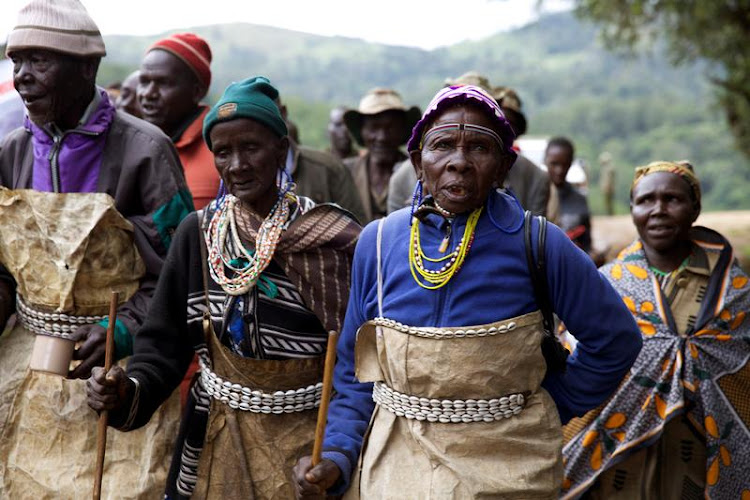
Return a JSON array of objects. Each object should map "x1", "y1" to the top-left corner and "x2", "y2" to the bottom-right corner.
[{"x1": 293, "y1": 85, "x2": 642, "y2": 498}]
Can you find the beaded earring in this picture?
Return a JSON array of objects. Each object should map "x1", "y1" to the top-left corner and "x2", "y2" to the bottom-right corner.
[
  {"x1": 409, "y1": 179, "x2": 424, "y2": 225},
  {"x1": 214, "y1": 180, "x2": 228, "y2": 210},
  {"x1": 276, "y1": 167, "x2": 294, "y2": 196}
]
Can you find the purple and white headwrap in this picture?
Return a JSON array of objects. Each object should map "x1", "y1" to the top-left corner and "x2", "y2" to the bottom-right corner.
[{"x1": 407, "y1": 84, "x2": 517, "y2": 162}]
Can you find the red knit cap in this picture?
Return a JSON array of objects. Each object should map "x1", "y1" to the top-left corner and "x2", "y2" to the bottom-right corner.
[{"x1": 148, "y1": 33, "x2": 212, "y2": 89}]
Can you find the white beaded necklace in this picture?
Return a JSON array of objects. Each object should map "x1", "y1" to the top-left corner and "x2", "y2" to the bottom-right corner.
[
  {"x1": 205, "y1": 192, "x2": 292, "y2": 295},
  {"x1": 433, "y1": 200, "x2": 456, "y2": 219}
]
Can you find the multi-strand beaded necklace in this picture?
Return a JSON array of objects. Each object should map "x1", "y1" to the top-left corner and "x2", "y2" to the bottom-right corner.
[
  {"x1": 409, "y1": 207, "x2": 482, "y2": 290},
  {"x1": 650, "y1": 256, "x2": 690, "y2": 289},
  {"x1": 205, "y1": 191, "x2": 293, "y2": 295}
]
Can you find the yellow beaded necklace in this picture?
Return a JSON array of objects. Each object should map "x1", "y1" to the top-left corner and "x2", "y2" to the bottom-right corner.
[{"x1": 409, "y1": 207, "x2": 482, "y2": 290}]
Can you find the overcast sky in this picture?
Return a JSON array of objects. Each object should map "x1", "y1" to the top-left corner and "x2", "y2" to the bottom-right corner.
[{"x1": 1, "y1": 0, "x2": 571, "y2": 50}]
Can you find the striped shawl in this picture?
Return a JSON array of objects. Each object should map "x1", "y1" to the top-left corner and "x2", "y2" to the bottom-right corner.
[{"x1": 234, "y1": 197, "x2": 361, "y2": 334}]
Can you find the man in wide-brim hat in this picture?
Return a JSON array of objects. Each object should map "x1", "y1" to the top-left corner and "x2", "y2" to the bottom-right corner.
[{"x1": 343, "y1": 87, "x2": 420, "y2": 223}]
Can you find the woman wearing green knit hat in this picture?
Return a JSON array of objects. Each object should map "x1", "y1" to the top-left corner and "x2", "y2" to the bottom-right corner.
[{"x1": 87, "y1": 76, "x2": 361, "y2": 498}]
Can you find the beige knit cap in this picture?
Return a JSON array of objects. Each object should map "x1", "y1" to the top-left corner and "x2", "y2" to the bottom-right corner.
[{"x1": 6, "y1": 0, "x2": 106, "y2": 57}]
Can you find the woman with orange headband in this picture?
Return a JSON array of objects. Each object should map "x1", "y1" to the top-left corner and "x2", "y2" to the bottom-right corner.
[{"x1": 562, "y1": 161, "x2": 750, "y2": 499}]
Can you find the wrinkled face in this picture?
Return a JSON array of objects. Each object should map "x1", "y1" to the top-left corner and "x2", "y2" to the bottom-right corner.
[
  {"x1": 10, "y1": 49, "x2": 90, "y2": 127},
  {"x1": 545, "y1": 144, "x2": 573, "y2": 187},
  {"x1": 138, "y1": 50, "x2": 203, "y2": 136},
  {"x1": 328, "y1": 107, "x2": 351, "y2": 152},
  {"x1": 116, "y1": 71, "x2": 141, "y2": 117},
  {"x1": 210, "y1": 118, "x2": 289, "y2": 215},
  {"x1": 631, "y1": 172, "x2": 699, "y2": 254},
  {"x1": 410, "y1": 105, "x2": 512, "y2": 214},
  {"x1": 361, "y1": 110, "x2": 408, "y2": 163}
]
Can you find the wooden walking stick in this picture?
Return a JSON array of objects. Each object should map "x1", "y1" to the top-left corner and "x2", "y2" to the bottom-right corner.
[
  {"x1": 93, "y1": 291, "x2": 119, "y2": 500},
  {"x1": 312, "y1": 330, "x2": 339, "y2": 466}
]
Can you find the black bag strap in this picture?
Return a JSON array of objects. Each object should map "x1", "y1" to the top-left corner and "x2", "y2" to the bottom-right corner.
[
  {"x1": 524, "y1": 210, "x2": 554, "y2": 337},
  {"x1": 524, "y1": 210, "x2": 569, "y2": 373}
]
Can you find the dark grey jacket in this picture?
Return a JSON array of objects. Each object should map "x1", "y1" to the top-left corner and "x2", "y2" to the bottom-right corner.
[
  {"x1": 505, "y1": 154, "x2": 550, "y2": 217},
  {"x1": 290, "y1": 142, "x2": 365, "y2": 223},
  {"x1": 0, "y1": 111, "x2": 193, "y2": 337}
]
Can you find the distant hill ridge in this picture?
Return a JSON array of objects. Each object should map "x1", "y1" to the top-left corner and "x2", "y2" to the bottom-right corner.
[{"x1": 98, "y1": 11, "x2": 749, "y2": 212}]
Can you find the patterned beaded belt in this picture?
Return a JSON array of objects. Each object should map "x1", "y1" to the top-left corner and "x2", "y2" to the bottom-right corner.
[
  {"x1": 16, "y1": 294, "x2": 106, "y2": 339},
  {"x1": 199, "y1": 357, "x2": 322, "y2": 413},
  {"x1": 372, "y1": 381, "x2": 527, "y2": 423}
]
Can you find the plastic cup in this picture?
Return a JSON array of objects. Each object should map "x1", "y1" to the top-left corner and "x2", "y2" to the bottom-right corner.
[{"x1": 29, "y1": 334, "x2": 75, "y2": 376}]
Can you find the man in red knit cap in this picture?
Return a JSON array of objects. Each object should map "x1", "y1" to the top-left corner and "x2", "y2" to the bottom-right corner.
[{"x1": 139, "y1": 32, "x2": 221, "y2": 209}]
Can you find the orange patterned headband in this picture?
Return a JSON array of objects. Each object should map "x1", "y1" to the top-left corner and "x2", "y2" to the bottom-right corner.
[{"x1": 632, "y1": 161, "x2": 701, "y2": 203}]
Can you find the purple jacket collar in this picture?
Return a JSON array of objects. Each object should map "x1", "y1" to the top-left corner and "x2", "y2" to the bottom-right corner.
[{"x1": 26, "y1": 87, "x2": 117, "y2": 193}]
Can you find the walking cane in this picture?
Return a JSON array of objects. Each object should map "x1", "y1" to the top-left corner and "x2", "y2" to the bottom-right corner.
[
  {"x1": 312, "y1": 330, "x2": 339, "y2": 466},
  {"x1": 93, "y1": 291, "x2": 119, "y2": 500}
]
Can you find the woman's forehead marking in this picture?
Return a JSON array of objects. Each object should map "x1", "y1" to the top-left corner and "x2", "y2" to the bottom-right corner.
[{"x1": 422, "y1": 122, "x2": 505, "y2": 150}]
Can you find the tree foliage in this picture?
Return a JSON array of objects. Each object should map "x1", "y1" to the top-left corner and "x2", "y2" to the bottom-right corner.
[{"x1": 573, "y1": 0, "x2": 750, "y2": 159}]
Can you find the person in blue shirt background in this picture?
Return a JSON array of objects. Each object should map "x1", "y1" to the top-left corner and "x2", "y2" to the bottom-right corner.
[{"x1": 294, "y1": 84, "x2": 642, "y2": 498}]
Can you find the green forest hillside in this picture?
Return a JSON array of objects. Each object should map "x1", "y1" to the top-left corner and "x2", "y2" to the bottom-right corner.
[{"x1": 97, "y1": 11, "x2": 749, "y2": 213}]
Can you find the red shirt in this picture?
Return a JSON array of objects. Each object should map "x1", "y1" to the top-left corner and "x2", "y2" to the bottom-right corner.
[{"x1": 174, "y1": 106, "x2": 221, "y2": 210}]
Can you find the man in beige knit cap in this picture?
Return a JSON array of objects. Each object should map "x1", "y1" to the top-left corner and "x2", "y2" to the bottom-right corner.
[{"x1": 0, "y1": 0, "x2": 187, "y2": 496}]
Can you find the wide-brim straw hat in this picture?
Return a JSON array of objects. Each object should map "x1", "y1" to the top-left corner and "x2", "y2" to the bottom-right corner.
[{"x1": 344, "y1": 87, "x2": 421, "y2": 146}]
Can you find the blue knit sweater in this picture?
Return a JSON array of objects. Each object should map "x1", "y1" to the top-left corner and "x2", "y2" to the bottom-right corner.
[{"x1": 322, "y1": 189, "x2": 642, "y2": 492}]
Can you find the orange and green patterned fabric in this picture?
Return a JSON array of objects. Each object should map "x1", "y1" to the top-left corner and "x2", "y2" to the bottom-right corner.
[{"x1": 562, "y1": 226, "x2": 750, "y2": 498}]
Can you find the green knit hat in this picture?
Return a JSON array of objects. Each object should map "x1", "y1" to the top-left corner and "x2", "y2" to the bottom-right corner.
[{"x1": 203, "y1": 76, "x2": 288, "y2": 150}]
